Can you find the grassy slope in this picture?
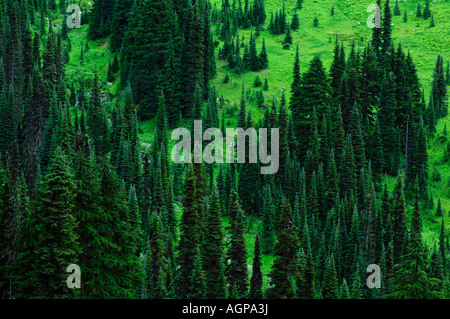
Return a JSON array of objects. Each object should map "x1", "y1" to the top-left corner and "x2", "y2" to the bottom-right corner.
[{"x1": 64, "y1": 0, "x2": 450, "y2": 286}]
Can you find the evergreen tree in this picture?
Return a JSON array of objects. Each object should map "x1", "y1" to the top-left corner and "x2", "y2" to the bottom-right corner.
[
  {"x1": 322, "y1": 255, "x2": 339, "y2": 299},
  {"x1": 423, "y1": 0, "x2": 431, "y2": 19},
  {"x1": 393, "y1": 0, "x2": 401, "y2": 16},
  {"x1": 27, "y1": 148, "x2": 80, "y2": 298},
  {"x1": 226, "y1": 188, "x2": 249, "y2": 298},
  {"x1": 249, "y1": 233, "x2": 263, "y2": 299},
  {"x1": 291, "y1": 12, "x2": 299, "y2": 30},
  {"x1": 202, "y1": 182, "x2": 227, "y2": 299},
  {"x1": 266, "y1": 199, "x2": 299, "y2": 299}
]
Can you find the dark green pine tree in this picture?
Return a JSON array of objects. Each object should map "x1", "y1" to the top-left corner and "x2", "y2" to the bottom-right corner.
[
  {"x1": 388, "y1": 185, "x2": 440, "y2": 299},
  {"x1": 348, "y1": 102, "x2": 366, "y2": 174},
  {"x1": 249, "y1": 233, "x2": 264, "y2": 299},
  {"x1": 293, "y1": 55, "x2": 330, "y2": 158},
  {"x1": 259, "y1": 37, "x2": 269, "y2": 69},
  {"x1": 147, "y1": 212, "x2": 168, "y2": 299},
  {"x1": 326, "y1": 149, "x2": 339, "y2": 212},
  {"x1": 283, "y1": 25, "x2": 292, "y2": 46},
  {"x1": 88, "y1": 0, "x2": 114, "y2": 40},
  {"x1": 88, "y1": 73, "x2": 110, "y2": 158},
  {"x1": 97, "y1": 159, "x2": 142, "y2": 298},
  {"x1": 182, "y1": 5, "x2": 205, "y2": 115},
  {"x1": 29, "y1": 148, "x2": 80, "y2": 298},
  {"x1": 187, "y1": 246, "x2": 207, "y2": 299},
  {"x1": 439, "y1": 216, "x2": 447, "y2": 272},
  {"x1": 291, "y1": 12, "x2": 299, "y2": 30},
  {"x1": 297, "y1": 239, "x2": 316, "y2": 299},
  {"x1": 322, "y1": 255, "x2": 339, "y2": 299},
  {"x1": 226, "y1": 187, "x2": 249, "y2": 298},
  {"x1": 430, "y1": 13, "x2": 435, "y2": 27},
  {"x1": 266, "y1": 199, "x2": 300, "y2": 299},
  {"x1": 393, "y1": 0, "x2": 401, "y2": 16},
  {"x1": 371, "y1": 0, "x2": 382, "y2": 58},
  {"x1": 378, "y1": 71, "x2": 400, "y2": 175},
  {"x1": 175, "y1": 165, "x2": 202, "y2": 298},
  {"x1": 381, "y1": 0, "x2": 393, "y2": 63},
  {"x1": 0, "y1": 85, "x2": 17, "y2": 154},
  {"x1": 369, "y1": 118, "x2": 385, "y2": 190},
  {"x1": 416, "y1": 3, "x2": 422, "y2": 18},
  {"x1": 261, "y1": 185, "x2": 276, "y2": 254},
  {"x1": 423, "y1": 0, "x2": 431, "y2": 19},
  {"x1": 330, "y1": 36, "x2": 346, "y2": 99},
  {"x1": 392, "y1": 177, "x2": 407, "y2": 264},
  {"x1": 110, "y1": 0, "x2": 133, "y2": 53},
  {"x1": 290, "y1": 45, "x2": 301, "y2": 119},
  {"x1": 202, "y1": 181, "x2": 227, "y2": 299},
  {"x1": 72, "y1": 134, "x2": 112, "y2": 299}
]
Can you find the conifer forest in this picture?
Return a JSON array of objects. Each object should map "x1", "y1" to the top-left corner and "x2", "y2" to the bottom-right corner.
[{"x1": 0, "y1": 0, "x2": 450, "y2": 302}]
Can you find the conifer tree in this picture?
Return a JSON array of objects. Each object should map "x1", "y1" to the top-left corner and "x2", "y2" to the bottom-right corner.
[
  {"x1": 423, "y1": 0, "x2": 431, "y2": 19},
  {"x1": 261, "y1": 185, "x2": 276, "y2": 254},
  {"x1": 203, "y1": 181, "x2": 227, "y2": 299},
  {"x1": 147, "y1": 212, "x2": 168, "y2": 299},
  {"x1": 249, "y1": 233, "x2": 263, "y2": 299},
  {"x1": 388, "y1": 188, "x2": 440, "y2": 298},
  {"x1": 322, "y1": 255, "x2": 339, "y2": 299},
  {"x1": 416, "y1": 3, "x2": 422, "y2": 18},
  {"x1": 97, "y1": 159, "x2": 141, "y2": 298},
  {"x1": 291, "y1": 12, "x2": 299, "y2": 30},
  {"x1": 226, "y1": 188, "x2": 249, "y2": 298},
  {"x1": 381, "y1": 0, "x2": 393, "y2": 62},
  {"x1": 175, "y1": 165, "x2": 202, "y2": 298},
  {"x1": 188, "y1": 246, "x2": 207, "y2": 299},
  {"x1": 266, "y1": 199, "x2": 299, "y2": 299},
  {"x1": 28, "y1": 148, "x2": 80, "y2": 298},
  {"x1": 393, "y1": 0, "x2": 401, "y2": 16}
]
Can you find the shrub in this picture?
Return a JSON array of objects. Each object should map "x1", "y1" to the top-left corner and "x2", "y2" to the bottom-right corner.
[{"x1": 253, "y1": 76, "x2": 262, "y2": 87}]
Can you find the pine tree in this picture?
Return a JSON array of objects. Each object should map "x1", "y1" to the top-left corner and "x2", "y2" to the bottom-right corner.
[
  {"x1": 110, "y1": 0, "x2": 133, "y2": 52},
  {"x1": 416, "y1": 3, "x2": 422, "y2": 18},
  {"x1": 97, "y1": 159, "x2": 141, "y2": 298},
  {"x1": 249, "y1": 233, "x2": 264, "y2": 299},
  {"x1": 283, "y1": 25, "x2": 292, "y2": 45},
  {"x1": 313, "y1": 17, "x2": 319, "y2": 27},
  {"x1": 226, "y1": 188, "x2": 249, "y2": 298},
  {"x1": 322, "y1": 255, "x2": 339, "y2": 299},
  {"x1": 28, "y1": 148, "x2": 80, "y2": 298},
  {"x1": 266, "y1": 199, "x2": 299, "y2": 299},
  {"x1": 381, "y1": 0, "x2": 393, "y2": 62},
  {"x1": 259, "y1": 37, "x2": 269, "y2": 69},
  {"x1": 175, "y1": 165, "x2": 202, "y2": 298},
  {"x1": 388, "y1": 188, "x2": 440, "y2": 298},
  {"x1": 291, "y1": 12, "x2": 299, "y2": 30},
  {"x1": 393, "y1": 0, "x2": 401, "y2": 16},
  {"x1": 261, "y1": 185, "x2": 276, "y2": 254},
  {"x1": 187, "y1": 246, "x2": 207, "y2": 299},
  {"x1": 202, "y1": 181, "x2": 227, "y2": 299},
  {"x1": 393, "y1": 177, "x2": 407, "y2": 264},
  {"x1": 147, "y1": 212, "x2": 168, "y2": 299},
  {"x1": 423, "y1": 0, "x2": 431, "y2": 19}
]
